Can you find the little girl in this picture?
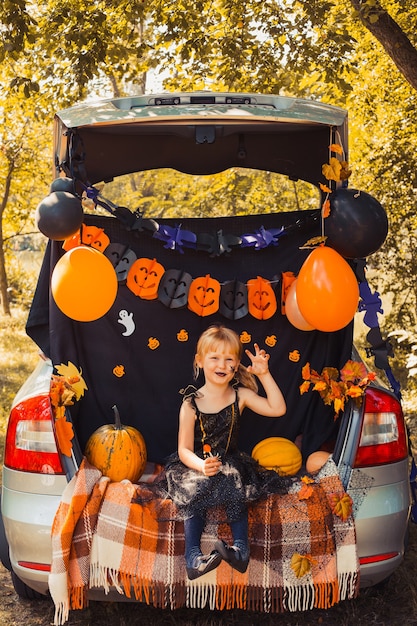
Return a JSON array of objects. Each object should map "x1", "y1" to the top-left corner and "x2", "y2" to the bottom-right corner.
[{"x1": 161, "y1": 324, "x2": 289, "y2": 580}]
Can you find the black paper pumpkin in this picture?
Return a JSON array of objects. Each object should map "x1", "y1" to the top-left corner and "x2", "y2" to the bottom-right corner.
[
  {"x1": 113, "y1": 248, "x2": 137, "y2": 282},
  {"x1": 158, "y1": 269, "x2": 192, "y2": 308},
  {"x1": 219, "y1": 280, "x2": 248, "y2": 320}
]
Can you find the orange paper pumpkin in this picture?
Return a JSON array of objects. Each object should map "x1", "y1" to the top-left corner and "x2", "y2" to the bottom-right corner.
[
  {"x1": 247, "y1": 275, "x2": 277, "y2": 320},
  {"x1": 81, "y1": 224, "x2": 110, "y2": 251},
  {"x1": 188, "y1": 274, "x2": 220, "y2": 316},
  {"x1": 51, "y1": 246, "x2": 118, "y2": 321},
  {"x1": 296, "y1": 246, "x2": 359, "y2": 332},
  {"x1": 126, "y1": 257, "x2": 165, "y2": 300}
]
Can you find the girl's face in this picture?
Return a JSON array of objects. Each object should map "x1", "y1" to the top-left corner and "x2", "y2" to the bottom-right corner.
[{"x1": 196, "y1": 342, "x2": 239, "y2": 386}]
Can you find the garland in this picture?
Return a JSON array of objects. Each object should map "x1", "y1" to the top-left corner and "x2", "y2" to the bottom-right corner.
[{"x1": 62, "y1": 224, "x2": 288, "y2": 321}]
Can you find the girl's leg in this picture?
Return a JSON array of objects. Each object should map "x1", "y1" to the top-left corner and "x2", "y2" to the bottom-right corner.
[
  {"x1": 184, "y1": 515, "x2": 205, "y2": 567},
  {"x1": 184, "y1": 515, "x2": 222, "y2": 580},
  {"x1": 215, "y1": 511, "x2": 250, "y2": 573},
  {"x1": 230, "y1": 512, "x2": 249, "y2": 561}
]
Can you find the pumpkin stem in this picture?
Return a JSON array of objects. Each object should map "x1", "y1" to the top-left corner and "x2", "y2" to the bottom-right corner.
[{"x1": 112, "y1": 404, "x2": 122, "y2": 430}]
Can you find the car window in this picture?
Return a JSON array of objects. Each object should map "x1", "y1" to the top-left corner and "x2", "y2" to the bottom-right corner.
[{"x1": 86, "y1": 168, "x2": 320, "y2": 219}]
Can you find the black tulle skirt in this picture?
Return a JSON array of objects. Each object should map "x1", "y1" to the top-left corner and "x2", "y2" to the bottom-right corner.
[{"x1": 152, "y1": 451, "x2": 295, "y2": 522}]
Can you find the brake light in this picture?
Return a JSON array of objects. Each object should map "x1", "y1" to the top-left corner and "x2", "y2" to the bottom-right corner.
[
  {"x1": 353, "y1": 388, "x2": 408, "y2": 468},
  {"x1": 4, "y1": 394, "x2": 64, "y2": 474}
]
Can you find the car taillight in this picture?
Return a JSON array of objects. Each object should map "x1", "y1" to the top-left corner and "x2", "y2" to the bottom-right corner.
[
  {"x1": 4, "y1": 394, "x2": 64, "y2": 474},
  {"x1": 353, "y1": 387, "x2": 408, "y2": 468}
]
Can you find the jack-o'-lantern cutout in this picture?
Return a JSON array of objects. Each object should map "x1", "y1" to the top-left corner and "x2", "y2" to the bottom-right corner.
[
  {"x1": 63, "y1": 231, "x2": 82, "y2": 251},
  {"x1": 281, "y1": 271, "x2": 296, "y2": 315},
  {"x1": 219, "y1": 280, "x2": 248, "y2": 320},
  {"x1": 177, "y1": 329, "x2": 189, "y2": 342},
  {"x1": 158, "y1": 269, "x2": 192, "y2": 309},
  {"x1": 104, "y1": 243, "x2": 129, "y2": 267},
  {"x1": 188, "y1": 274, "x2": 220, "y2": 317},
  {"x1": 240, "y1": 331, "x2": 251, "y2": 344},
  {"x1": 289, "y1": 350, "x2": 300, "y2": 362},
  {"x1": 113, "y1": 248, "x2": 137, "y2": 283},
  {"x1": 81, "y1": 225, "x2": 110, "y2": 251},
  {"x1": 247, "y1": 276, "x2": 277, "y2": 320},
  {"x1": 127, "y1": 257, "x2": 165, "y2": 300}
]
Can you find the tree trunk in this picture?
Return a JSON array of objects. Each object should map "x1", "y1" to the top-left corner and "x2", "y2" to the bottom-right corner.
[
  {"x1": 349, "y1": 0, "x2": 417, "y2": 91},
  {"x1": 0, "y1": 161, "x2": 15, "y2": 316}
]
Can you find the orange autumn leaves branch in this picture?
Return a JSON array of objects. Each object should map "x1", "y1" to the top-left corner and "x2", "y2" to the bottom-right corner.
[
  {"x1": 50, "y1": 362, "x2": 87, "y2": 457},
  {"x1": 320, "y1": 142, "x2": 352, "y2": 222},
  {"x1": 300, "y1": 359, "x2": 376, "y2": 419}
]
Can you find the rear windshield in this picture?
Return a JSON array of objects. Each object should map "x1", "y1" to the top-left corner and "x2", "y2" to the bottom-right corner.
[{"x1": 86, "y1": 168, "x2": 320, "y2": 219}]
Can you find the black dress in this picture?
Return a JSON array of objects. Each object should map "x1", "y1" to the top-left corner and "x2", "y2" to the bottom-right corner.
[{"x1": 156, "y1": 387, "x2": 293, "y2": 522}]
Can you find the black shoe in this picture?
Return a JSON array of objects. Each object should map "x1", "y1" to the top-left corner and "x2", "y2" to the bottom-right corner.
[
  {"x1": 214, "y1": 539, "x2": 249, "y2": 574},
  {"x1": 186, "y1": 550, "x2": 222, "y2": 580}
]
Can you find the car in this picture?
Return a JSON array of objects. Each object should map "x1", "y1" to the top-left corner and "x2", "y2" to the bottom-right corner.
[{"x1": 0, "y1": 92, "x2": 411, "y2": 607}]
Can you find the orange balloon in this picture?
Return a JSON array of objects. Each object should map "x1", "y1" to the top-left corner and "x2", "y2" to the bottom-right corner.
[
  {"x1": 51, "y1": 246, "x2": 118, "y2": 321},
  {"x1": 296, "y1": 246, "x2": 359, "y2": 332},
  {"x1": 285, "y1": 279, "x2": 315, "y2": 331}
]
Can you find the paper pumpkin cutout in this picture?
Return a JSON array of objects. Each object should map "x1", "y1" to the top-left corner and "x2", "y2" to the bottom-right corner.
[
  {"x1": 80, "y1": 224, "x2": 110, "y2": 251},
  {"x1": 247, "y1": 275, "x2": 277, "y2": 320},
  {"x1": 158, "y1": 268, "x2": 192, "y2": 308},
  {"x1": 281, "y1": 271, "x2": 296, "y2": 315},
  {"x1": 127, "y1": 257, "x2": 165, "y2": 300},
  {"x1": 188, "y1": 274, "x2": 221, "y2": 316},
  {"x1": 113, "y1": 247, "x2": 137, "y2": 283},
  {"x1": 219, "y1": 279, "x2": 248, "y2": 320}
]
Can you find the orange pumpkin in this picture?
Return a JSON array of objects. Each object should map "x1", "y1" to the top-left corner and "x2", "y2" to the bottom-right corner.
[
  {"x1": 306, "y1": 451, "x2": 331, "y2": 474},
  {"x1": 251, "y1": 437, "x2": 302, "y2": 476},
  {"x1": 188, "y1": 274, "x2": 220, "y2": 316},
  {"x1": 85, "y1": 405, "x2": 147, "y2": 483}
]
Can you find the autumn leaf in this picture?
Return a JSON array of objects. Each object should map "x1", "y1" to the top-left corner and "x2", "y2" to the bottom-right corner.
[
  {"x1": 55, "y1": 361, "x2": 88, "y2": 400},
  {"x1": 299, "y1": 380, "x2": 311, "y2": 395},
  {"x1": 340, "y1": 360, "x2": 367, "y2": 383},
  {"x1": 329, "y1": 143, "x2": 344, "y2": 155},
  {"x1": 329, "y1": 492, "x2": 353, "y2": 521},
  {"x1": 322, "y1": 157, "x2": 342, "y2": 181},
  {"x1": 319, "y1": 183, "x2": 332, "y2": 194},
  {"x1": 54, "y1": 416, "x2": 74, "y2": 457},
  {"x1": 340, "y1": 160, "x2": 352, "y2": 180},
  {"x1": 298, "y1": 478, "x2": 314, "y2": 500},
  {"x1": 290, "y1": 553, "x2": 317, "y2": 578},
  {"x1": 301, "y1": 362, "x2": 311, "y2": 381},
  {"x1": 322, "y1": 198, "x2": 331, "y2": 218}
]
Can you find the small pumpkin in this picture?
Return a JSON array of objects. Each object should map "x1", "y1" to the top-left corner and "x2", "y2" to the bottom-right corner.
[
  {"x1": 306, "y1": 451, "x2": 331, "y2": 474},
  {"x1": 85, "y1": 405, "x2": 147, "y2": 483},
  {"x1": 251, "y1": 436, "x2": 302, "y2": 476}
]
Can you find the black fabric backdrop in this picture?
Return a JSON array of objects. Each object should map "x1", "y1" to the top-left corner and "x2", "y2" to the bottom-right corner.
[{"x1": 26, "y1": 211, "x2": 353, "y2": 464}]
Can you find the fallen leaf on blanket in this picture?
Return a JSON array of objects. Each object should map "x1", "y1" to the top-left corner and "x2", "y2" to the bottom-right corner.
[
  {"x1": 291, "y1": 553, "x2": 317, "y2": 578},
  {"x1": 298, "y1": 475, "x2": 315, "y2": 500},
  {"x1": 54, "y1": 415, "x2": 74, "y2": 457},
  {"x1": 329, "y1": 492, "x2": 353, "y2": 521}
]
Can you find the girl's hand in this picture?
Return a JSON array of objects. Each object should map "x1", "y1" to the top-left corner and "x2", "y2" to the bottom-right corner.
[
  {"x1": 202, "y1": 455, "x2": 222, "y2": 476},
  {"x1": 245, "y1": 343, "x2": 270, "y2": 377}
]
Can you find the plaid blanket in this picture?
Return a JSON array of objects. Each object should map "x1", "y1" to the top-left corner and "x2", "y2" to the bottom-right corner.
[{"x1": 49, "y1": 458, "x2": 359, "y2": 625}]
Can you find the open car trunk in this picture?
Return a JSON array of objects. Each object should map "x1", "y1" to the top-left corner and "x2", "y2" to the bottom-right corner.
[{"x1": 26, "y1": 209, "x2": 352, "y2": 464}]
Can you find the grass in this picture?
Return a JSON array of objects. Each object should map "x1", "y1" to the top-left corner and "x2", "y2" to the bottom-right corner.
[{"x1": 1, "y1": 306, "x2": 417, "y2": 625}]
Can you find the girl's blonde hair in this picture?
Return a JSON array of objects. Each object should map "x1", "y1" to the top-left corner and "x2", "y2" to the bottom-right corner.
[{"x1": 194, "y1": 325, "x2": 258, "y2": 392}]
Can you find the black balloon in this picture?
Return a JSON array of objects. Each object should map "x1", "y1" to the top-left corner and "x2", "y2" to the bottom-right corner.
[
  {"x1": 35, "y1": 191, "x2": 83, "y2": 240},
  {"x1": 49, "y1": 177, "x2": 76, "y2": 193},
  {"x1": 325, "y1": 188, "x2": 388, "y2": 259}
]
